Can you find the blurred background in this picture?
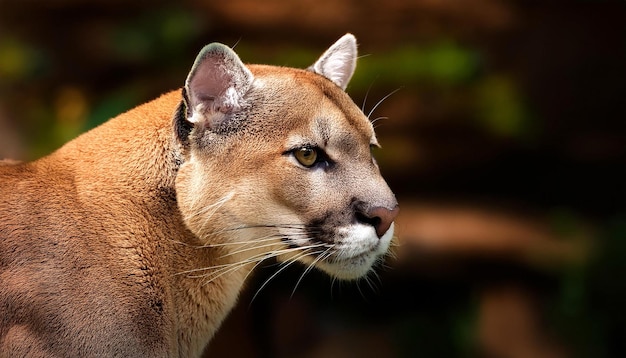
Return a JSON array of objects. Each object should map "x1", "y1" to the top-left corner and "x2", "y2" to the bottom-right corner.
[{"x1": 0, "y1": 0, "x2": 624, "y2": 357}]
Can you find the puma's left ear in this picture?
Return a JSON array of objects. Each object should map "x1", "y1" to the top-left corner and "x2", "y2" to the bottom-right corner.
[
  {"x1": 184, "y1": 43, "x2": 254, "y2": 129},
  {"x1": 309, "y1": 33, "x2": 357, "y2": 90}
]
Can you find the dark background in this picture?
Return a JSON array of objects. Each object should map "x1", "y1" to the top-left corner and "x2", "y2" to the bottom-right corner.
[{"x1": 0, "y1": 1, "x2": 624, "y2": 357}]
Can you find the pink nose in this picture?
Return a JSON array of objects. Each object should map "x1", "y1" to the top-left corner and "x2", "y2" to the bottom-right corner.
[{"x1": 359, "y1": 205, "x2": 400, "y2": 238}]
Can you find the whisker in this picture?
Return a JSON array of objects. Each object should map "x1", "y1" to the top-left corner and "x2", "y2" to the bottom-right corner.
[
  {"x1": 240, "y1": 251, "x2": 279, "y2": 285},
  {"x1": 197, "y1": 235, "x2": 282, "y2": 249},
  {"x1": 170, "y1": 235, "x2": 282, "y2": 252},
  {"x1": 361, "y1": 79, "x2": 376, "y2": 113},
  {"x1": 191, "y1": 254, "x2": 271, "y2": 279},
  {"x1": 329, "y1": 276, "x2": 338, "y2": 300},
  {"x1": 230, "y1": 37, "x2": 242, "y2": 50},
  {"x1": 196, "y1": 249, "x2": 288, "y2": 283},
  {"x1": 250, "y1": 249, "x2": 320, "y2": 305},
  {"x1": 183, "y1": 243, "x2": 326, "y2": 280},
  {"x1": 176, "y1": 245, "x2": 298, "y2": 277},
  {"x1": 363, "y1": 274, "x2": 378, "y2": 294},
  {"x1": 367, "y1": 88, "x2": 401, "y2": 120},
  {"x1": 219, "y1": 240, "x2": 328, "y2": 260},
  {"x1": 371, "y1": 117, "x2": 389, "y2": 130},
  {"x1": 369, "y1": 266, "x2": 382, "y2": 287},
  {"x1": 199, "y1": 260, "x2": 254, "y2": 285},
  {"x1": 184, "y1": 192, "x2": 234, "y2": 221},
  {"x1": 167, "y1": 223, "x2": 314, "y2": 250},
  {"x1": 215, "y1": 235, "x2": 282, "y2": 258},
  {"x1": 197, "y1": 194, "x2": 236, "y2": 236},
  {"x1": 355, "y1": 280, "x2": 367, "y2": 300},
  {"x1": 212, "y1": 223, "x2": 308, "y2": 234},
  {"x1": 196, "y1": 229, "x2": 320, "y2": 249},
  {"x1": 290, "y1": 246, "x2": 335, "y2": 298},
  {"x1": 192, "y1": 223, "x2": 312, "y2": 245},
  {"x1": 380, "y1": 260, "x2": 394, "y2": 271},
  {"x1": 175, "y1": 262, "x2": 242, "y2": 276}
]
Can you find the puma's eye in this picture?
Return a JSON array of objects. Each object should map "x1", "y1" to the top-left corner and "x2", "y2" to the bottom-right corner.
[{"x1": 294, "y1": 147, "x2": 318, "y2": 167}]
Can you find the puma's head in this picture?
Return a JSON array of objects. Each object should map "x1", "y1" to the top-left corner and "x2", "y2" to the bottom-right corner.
[{"x1": 175, "y1": 34, "x2": 398, "y2": 280}]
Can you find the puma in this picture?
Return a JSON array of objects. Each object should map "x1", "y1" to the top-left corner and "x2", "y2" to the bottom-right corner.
[{"x1": 0, "y1": 34, "x2": 398, "y2": 357}]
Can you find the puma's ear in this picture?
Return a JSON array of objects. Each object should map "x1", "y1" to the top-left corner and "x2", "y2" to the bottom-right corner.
[
  {"x1": 309, "y1": 33, "x2": 357, "y2": 90},
  {"x1": 184, "y1": 43, "x2": 254, "y2": 129}
]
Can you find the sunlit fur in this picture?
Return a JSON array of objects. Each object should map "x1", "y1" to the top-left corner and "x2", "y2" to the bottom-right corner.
[{"x1": 0, "y1": 35, "x2": 397, "y2": 357}]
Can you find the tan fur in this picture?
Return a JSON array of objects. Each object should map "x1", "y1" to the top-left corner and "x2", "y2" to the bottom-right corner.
[{"x1": 0, "y1": 36, "x2": 397, "y2": 357}]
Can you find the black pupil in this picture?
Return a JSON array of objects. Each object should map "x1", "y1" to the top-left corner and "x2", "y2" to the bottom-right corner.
[{"x1": 302, "y1": 148, "x2": 314, "y2": 158}]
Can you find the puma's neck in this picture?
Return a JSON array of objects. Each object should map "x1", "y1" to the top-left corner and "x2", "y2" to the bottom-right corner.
[
  {"x1": 0, "y1": 34, "x2": 397, "y2": 358},
  {"x1": 52, "y1": 91, "x2": 183, "y2": 194},
  {"x1": 49, "y1": 90, "x2": 254, "y2": 355}
]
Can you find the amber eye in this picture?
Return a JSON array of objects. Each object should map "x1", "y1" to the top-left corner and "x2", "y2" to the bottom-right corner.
[{"x1": 294, "y1": 147, "x2": 318, "y2": 167}]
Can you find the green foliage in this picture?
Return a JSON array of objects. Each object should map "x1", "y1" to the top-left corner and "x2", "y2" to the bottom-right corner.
[
  {"x1": 110, "y1": 8, "x2": 205, "y2": 63},
  {"x1": 0, "y1": 37, "x2": 48, "y2": 85},
  {"x1": 85, "y1": 87, "x2": 142, "y2": 131},
  {"x1": 473, "y1": 75, "x2": 535, "y2": 140},
  {"x1": 351, "y1": 41, "x2": 481, "y2": 89}
]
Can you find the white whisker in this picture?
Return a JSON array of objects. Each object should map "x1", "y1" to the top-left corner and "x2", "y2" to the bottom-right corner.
[
  {"x1": 196, "y1": 193, "x2": 235, "y2": 236},
  {"x1": 199, "y1": 260, "x2": 253, "y2": 285},
  {"x1": 363, "y1": 274, "x2": 378, "y2": 294},
  {"x1": 219, "y1": 240, "x2": 328, "y2": 260},
  {"x1": 367, "y1": 88, "x2": 401, "y2": 120},
  {"x1": 238, "y1": 243, "x2": 327, "y2": 285},
  {"x1": 371, "y1": 116, "x2": 389, "y2": 128},
  {"x1": 250, "y1": 249, "x2": 321, "y2": 305},
  {"x1": 195, "y1": 246, "x2": 306, "y2": 283},
  {"x1": 196, "y1": 235, "x2": 281, "y2": 249},
  {"x1": 185, "y1": 191, "x2": 234, "y2": 221},
  {"x1": 216, "y1": 235, "x2": 282, "y2": 259},
  {"x1": 290, "y1": 246, "x2": 335, "y2": 298},
  {"x1": 355, "y1": 280, "x2": 367, "y2": 301},
  {"x1": 361, "y1": 80, "x2": 376, "y2": 113},
  {"x1": 329, "y1": 276, "x2": 338, "y2": 300},
  {"x1": 179, "y1": 243, "x2": 325, "y2": 280},
  {"x1": 182, "y1": 223, "x2": 311, "y2": 249}
]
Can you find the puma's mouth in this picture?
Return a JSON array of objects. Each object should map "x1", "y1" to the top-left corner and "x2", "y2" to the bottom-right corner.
[
  {"x1": 321, "y1": 228, "x2": 394, "y2": 280},
  {"x1": 281, "y1": 222, "x2": 395, "y2": 280}
]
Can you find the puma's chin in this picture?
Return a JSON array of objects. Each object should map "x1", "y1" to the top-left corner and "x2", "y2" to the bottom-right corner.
[
  {"x1": 316, "y1": 253, "x2": 379, "y2": 280},
  {"x1": 289, "y1": 222, "x2": 395, "y2": 281}
]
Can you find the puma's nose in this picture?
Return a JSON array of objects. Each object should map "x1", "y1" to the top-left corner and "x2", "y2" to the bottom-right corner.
[{"x1": 357, "y1": 205, "x2": 400, "y2": 238}]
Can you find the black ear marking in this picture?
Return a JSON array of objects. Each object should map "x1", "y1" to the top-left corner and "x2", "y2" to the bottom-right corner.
[{"x1": 174, "y1": 88, "x2": 193, "y2": 147}]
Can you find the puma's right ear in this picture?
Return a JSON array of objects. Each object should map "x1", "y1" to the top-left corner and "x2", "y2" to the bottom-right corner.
[
  {"x1": 309, "y1": 33, "x2": 358, "y2": 90},
  {"x1": 184, "y1": 43, "x2": 254, "y2": 129}
]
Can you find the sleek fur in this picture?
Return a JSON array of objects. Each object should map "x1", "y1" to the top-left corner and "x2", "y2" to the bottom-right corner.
[{"x1": 0, "y1": 34, "x2": 398, "y2": 357}]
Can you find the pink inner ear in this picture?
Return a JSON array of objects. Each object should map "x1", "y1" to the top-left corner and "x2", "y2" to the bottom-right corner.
[
  {"x1": 185, "y1": 43, "x2": 254, "y2": 120},
  {"x1": 188, "y1": 57, "x2": 233, "y2": 111}
]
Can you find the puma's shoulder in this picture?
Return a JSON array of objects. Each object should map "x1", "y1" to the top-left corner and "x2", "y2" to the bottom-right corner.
[{"x1": 0, "y1": 34, "x2": 398, "y2": 357}]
